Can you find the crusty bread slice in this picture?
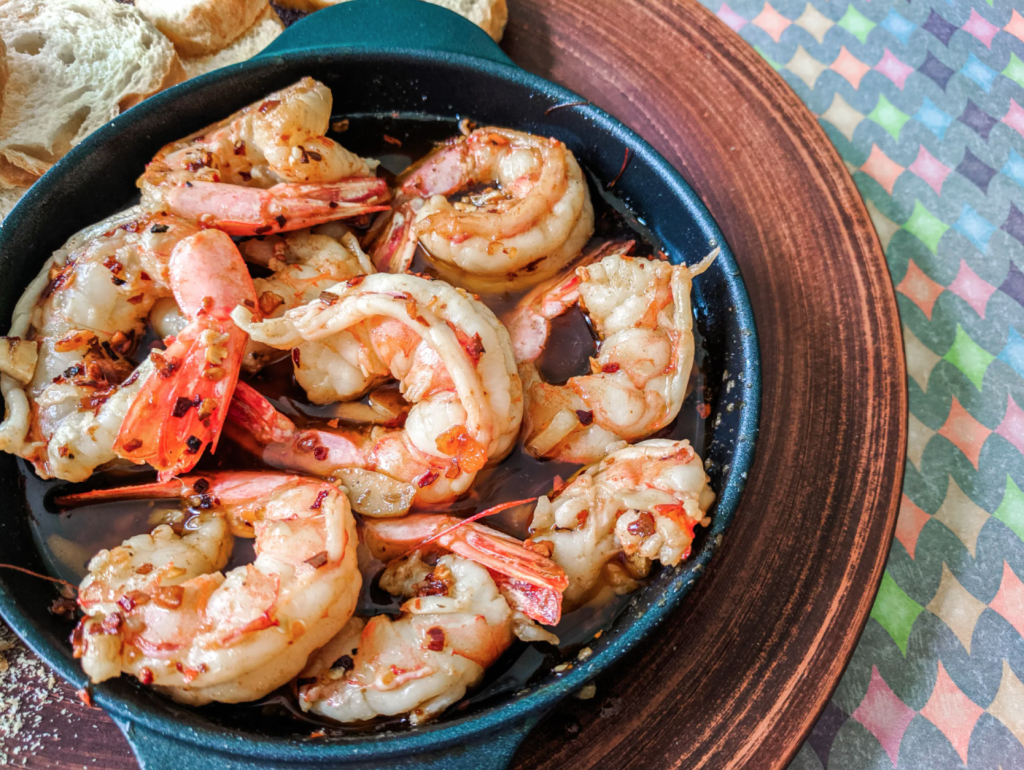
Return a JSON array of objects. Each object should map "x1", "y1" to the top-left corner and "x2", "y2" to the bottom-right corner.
[
  {"x1": 181, "y1": 5, "x2": 284, "y2": 80},
  {"x1": 135, "y1": 0, "x2": 269, "y2": 58},
  {"x1": 0, "y1": 0, "x2": 184, "y2": 185},
  {"x1": 273, "y1": 0, "x2": 508, "y2": 41},
  {"x1": 0, "y1": 184, "x2": 27, "y2": 222}
]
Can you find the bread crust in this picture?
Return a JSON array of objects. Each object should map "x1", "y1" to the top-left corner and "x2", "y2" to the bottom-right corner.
[
  {"x1": 136, "y1": 0, "x2": 269, "y2": 57},
  {"x1": 181, "y1": 6, "x2": 284, "y2": 81},
  {"x1": 0, "y1": 37, "x2": 8, "y2": 128}
]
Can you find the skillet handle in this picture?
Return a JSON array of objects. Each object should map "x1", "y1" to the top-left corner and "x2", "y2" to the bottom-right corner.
[
  {"x1": 258, "y1": 0, "x2": 514, "y2": 66},
  {"x1": 114, "y1": 712, "x2": 536, "y2": 769}
]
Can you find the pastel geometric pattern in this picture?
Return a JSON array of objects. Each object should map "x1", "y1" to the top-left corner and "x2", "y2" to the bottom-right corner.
[
  {"x1": 752, "y1": 3, "x2": 791, "y2": 42},
  {"x1": 861, "y1": 144, "x2": 904, "y2": 194},
  {"x1": 852, "y1": 666, "x2": 916, "y2": 763},
  {"x1": 907, "y1": 145, "x2": 950, "y2": 194},
  {"x1": 821, "y1": 93, "x2": 864, "y2": 141},
  {"x1": 794, "y1": 3, "x2": 833, "y2": 44},
  {"x1": 874, "y1": 49, "x2": 914, "y2": 89},
  {"x1": 695, "y1": 0, "x2": 1024, "y2": 765},
  {"x1": 926, "y1": 563, "x2": 986, "y2": 651},
  {"x1": 868, "y1": 94, "x2": 910, "y2": 140},
  {"x1": 832, "y1": 46, "x2": 871, "y2": 88},
  {"x1": 837, "y1": 4, "x2": 875, "y2": 44},
  {"x1": 919, "y1": 662, "x2": 983, "y2": 763},
  {"x1": 896, "y1": 259, "x2": 943, "y2": 319},
  {"x1": 947, "y1": 261, "x2": 995, "y2": 317}
]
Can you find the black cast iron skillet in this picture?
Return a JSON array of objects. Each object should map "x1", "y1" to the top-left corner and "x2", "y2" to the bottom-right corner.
[{"x1": 0, "y1": 1, "x2": 760, "y2": 767}]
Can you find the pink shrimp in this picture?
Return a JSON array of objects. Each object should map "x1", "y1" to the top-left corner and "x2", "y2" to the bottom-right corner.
[{"x1": 113, "y1": 230, "x2": 258, "y2": 479}]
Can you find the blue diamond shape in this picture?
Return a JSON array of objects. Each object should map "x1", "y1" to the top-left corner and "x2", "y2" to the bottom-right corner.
[
  {"x1": 923, "y1": 9, "x2": 957, "y2": 45},
  {"x1": 880, "y1": 10, "x2": 916, "y2": 45},
  {"x1": 999, "y1": 327, "x2": 1024, "y2": 377},
  {"x1": 957, "y1": 148, "x2": 997, "y2": 193},
  {"x1": 1000, "y1": 261, "x2": 1024, "y2": 304},
  {"x1": 962, "y1": 53, "x2": 998, "y2": 93},
  {"x1": 1002, "y1": 150, "x2": 1024, "y2": 189},
  {"x1": 959, "y1": 101, "x2": 998, "y2": 139},
  {"x1": 1002, "y1": 205, "x2": 1024, "y2": 246},
  {"x1": 954, "y1": 205, "x2": 996, "y2": 252},
  {"x1": 914, "y1": 97, "x2": 953, "y2": 139},
  {"x1": 919, "y1": 52, "x2": 955, "y2": 90}
]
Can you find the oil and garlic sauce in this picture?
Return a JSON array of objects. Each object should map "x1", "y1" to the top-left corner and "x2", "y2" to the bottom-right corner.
[{"x1": 20, "y1": 114, "x2": 711, "y2": 735}]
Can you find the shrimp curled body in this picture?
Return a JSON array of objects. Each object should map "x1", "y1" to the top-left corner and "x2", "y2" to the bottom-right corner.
[{"x1": 65, "y1": 472, "x2": 360, "y2": 705}]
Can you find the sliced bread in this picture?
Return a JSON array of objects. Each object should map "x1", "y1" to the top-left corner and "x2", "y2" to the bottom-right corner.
[
  {"x1": 0, "y1": 184, "x2": 28, "y2": 222},
  {"x1": 135, "y1": 0, "x2": 269, "y2": 58},
  {"x1": 0, "y1": 0, "x2": 184, "y2": 185},
  {"x1": 181, "y1": 5, "x2": 284, "y2": 80},
  {"x1": 273, "y1": 0, "x2": 508, "y2": 41}
]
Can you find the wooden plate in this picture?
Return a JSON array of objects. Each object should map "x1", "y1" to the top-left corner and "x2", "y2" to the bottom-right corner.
[{"x1": 2, "y1": 0, "x2": 905, "y2": 767}]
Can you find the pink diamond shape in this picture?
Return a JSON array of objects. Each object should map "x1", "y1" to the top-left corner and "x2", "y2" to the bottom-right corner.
[
  {"x1": 1003, "y1": 99, "x2": 1024, "y2": 138},
  {"x1": 964, "y1": 9, "x2": 999, "y2": 48},
  {"x1": 874, "y1": 49, "x2": 915, "y2": 89},
  {"x1": 752, "y1": 4, "x2": 791, "y2": 42},
  {"x1": 990, "y1": 562, "x2": 1024, "y2": 638},
  {"x1": 1005, "y1": 10, "x2": 1024, "y2": 44},
  {"x1": 853, "y1": 667, "x2": 915, "y2": 765},
  {"x1": 897, "y1": 260, "x2": 943, "y2": 319},
  {"x1": 997, "y1": 396, "x2": 1024, "y2": 455},
  {"x1": 862, "y1": 144, "x2": 904, "y2": 194},
  {"x1": 948, "y1": 261, "x2": 995, "y2": 318},
  {"x1": 717, "y1": 2, "x2": 748, "y2": 32},
  {"x1": 832, "y1": 46, "x2": 872, "y2": 88},
  {"x1": 919, "y1": 662, "x2": 983, "y2": 764},
  {"x1": 908, "y1": 145, "x2": 951, "y2": 194},
  {"x1": 940, "y1": 398, "x2": 991, "y2": 469},
  {"x1": 895, "y1": 495, "x2": 930, "y2": 559}
]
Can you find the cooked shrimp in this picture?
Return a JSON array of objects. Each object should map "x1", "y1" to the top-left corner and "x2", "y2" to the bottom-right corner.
[
  {"x1": 113, "y1": 229, "x2": 258, "y2": 480},
  {"x1": 508, "y1": 249, "x2": 717, "y2": 464},
  {"x1": 529, "y1": 439, "x2": 714, "y2": 608},
  {"x1": 372, "y1": 127, "x2": 594, "y2": 292},
  {"x1": 140, "y1": 77, "x2": 389, "y2": 235},
  {"x1": 0, "y1": 208, "x2": 205, "y2": 481},
  {"x1": 299, "y1": 514, "x2": 565, "y2": 724},
  {"x1": 228, "y1": 272, "x2": 523, "y2": 506},
  {"x1": 61, "y1": 472, "x2": 360, "y2": 705},
  {"x1": 149, "y1": 223, "x2": 376, "y2": 374}
]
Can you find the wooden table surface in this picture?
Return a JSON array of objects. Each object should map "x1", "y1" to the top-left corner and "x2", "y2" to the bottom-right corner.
[{"x1": 0, "y1": 0, "x2": 906, "y2": 767}]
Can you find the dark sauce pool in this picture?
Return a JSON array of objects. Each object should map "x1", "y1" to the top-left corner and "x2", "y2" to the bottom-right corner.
[{"x1": 21, "y1": 113, "x2": 712, "y2": 736}]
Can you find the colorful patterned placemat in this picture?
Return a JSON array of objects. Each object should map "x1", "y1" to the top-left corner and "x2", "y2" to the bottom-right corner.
[{"x1": 697, "y1": 0, "x2": 1024, "y2": 766}]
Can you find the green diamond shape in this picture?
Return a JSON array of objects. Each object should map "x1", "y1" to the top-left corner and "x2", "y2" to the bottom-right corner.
[
  {"x1": 868, "y1": 94, "x2": 911, "y2": 140},
  {"x1": 944, "y1": 325, "x2": 994, "y2": 390},
  {"x1": 755, "y1": 45, "x2": 783, "y2": 71},
  {"x1": 995, "y1": 476, "x2": 1024, "y2": 541},
  {"x1": 1004, "y1": 54, "x2": 1024, "y2": 90},
  {"x1": 870, "y1": 571, "x2": 923, "y2": 655},
  {"x1": 837, "y1": 5, "x2": 876, "y2": 43},
  {"x1": 903, "y1": 201, "x2": 948, "y2": 254}
]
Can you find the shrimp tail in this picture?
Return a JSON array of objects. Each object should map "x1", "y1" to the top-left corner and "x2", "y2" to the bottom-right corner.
[
  {"x1": 165, "y1": 179, "x2": 391, "y2": 236},
  {"x1": 114, "y1": 321, "x2": 246, "y2": 480},
  {"x1": 369, "y1": 205, "x2": 418, "y2": 273},
  {"x1": 225, "y1": 381, "x2": 366, "y2": 473}
]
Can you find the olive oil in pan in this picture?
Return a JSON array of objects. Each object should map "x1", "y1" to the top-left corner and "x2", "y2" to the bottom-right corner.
[{"x1": 19, "y1": 114, "x2": 713, "y2": 736}]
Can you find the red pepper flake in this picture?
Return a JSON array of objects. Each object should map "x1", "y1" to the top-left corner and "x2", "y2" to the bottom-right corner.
[
  {"x1": 136, "y1": 563, "x2": 154, "y2": 575},
  {"x1": 275, "y1": 214, "x2": 287, "y2": 229},
  {"x1": 313, "y1": 446, "x2": 328, "y2": 462},
  {"x1": 347, "y1": 274, "x2": 366, "y2": 287},
  {"x1": 76, "y1": 688, "x2": 95, "y2": 708},
  {"x1": 255, "y1": 224, "x2": 272, "y2": 235},
  {"x1": 118, "y1": 591, "x2": 150, "y2": 612},
  {"x1": 601, "y1": 362, "x2": 621, "y2": 374},
  {"x1": 291, "y1": 347, "x2": 301, "y2": 367},
  {"x1": 305, "y1": 550, "x2": 329, "y2": 568},
  {"x1": 153, "y1": 585, "x2": 184, "y2": 609},
  {"x1": 233, "y1": 140, "x2": 246, "y2": 155},
  {"x1": 258, "y1": 99, "x2": 281, "y2": 113},
  {"x1": 127, "y1": 294, "x2": 145, "y2": 305},
  {"x1": 627, "y1": 511, "x2": 656, "y2": 537},
  {"x1": 418, "y1": 470, "x2": 439, "y2": 488},
  {"x1": 383, "y1": 134, "x2": 402, "y2": 146},
  {"x1": 310, "y1": 489, "x2": 329, "y2": 510},
  {"x1": 319, "y1": 291, "x2": 339, "y2": 305},
  {"x1": 446, "y1": 322, "x2": 485, "y2": 364},
  {"x1": 425, "y1": 626, "x2": 445, "y2": 651},
  {"x1": 576, "y1": 510, "x2": 589, "y2": 528},
  {"x1": 121, "y1": 438, "x2": 142, "y2": 453},
  {"x1": 575, "y1": 409, "x2": 594, "y2": 426},
  {"x1": 697, "y1": 402, "x2": 711, "y2": 419},
  {"x1": 172, "y1": 396, "x2": 194, "y2": 418},
  {"x1": 309, "y1": 731, "x2": 327, "y2": 739},
  {"x1": 139, "y1": 667, "x2": 154, "y2": 685}
]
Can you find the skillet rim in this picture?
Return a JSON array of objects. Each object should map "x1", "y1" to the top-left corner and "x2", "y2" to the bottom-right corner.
[{"x1": 0, "y1": 47, "x2": 760, "y2": 762}]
